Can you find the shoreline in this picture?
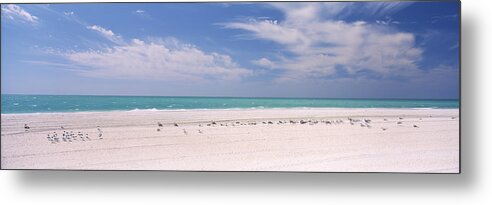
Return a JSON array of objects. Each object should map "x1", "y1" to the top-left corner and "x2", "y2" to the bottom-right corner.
[
  {"x1": 1, "y1": 107, "x2": 460, "y2": 116},
  {"x1": 1, "y1": 108, "x2": 459, "y2": 172}
]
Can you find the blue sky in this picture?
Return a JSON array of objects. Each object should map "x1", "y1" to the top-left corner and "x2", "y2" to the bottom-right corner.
[{"x1": 1, "y1": 2, "x2": 459, "y2": 99}]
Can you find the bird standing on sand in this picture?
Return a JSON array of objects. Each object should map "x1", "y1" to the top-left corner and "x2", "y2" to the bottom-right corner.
[
  {"x1": 198, "y1": 129, "x2": 203, "y2": 134},
  {"x1": 97, "y1": 127, "x2": 103, "y2": 139},
  {"x1": 158, "y1": 122, "x2": 163, "y2": 127},
  {"x1": 24, "y1": 124, "x2": 30, "y2": 131},
  {"x1": 174, "y1": 122, "x2": 179, "y2": 127},
  {"x1": 413, "y1": 125, "x2": 419, "y2": 128}
]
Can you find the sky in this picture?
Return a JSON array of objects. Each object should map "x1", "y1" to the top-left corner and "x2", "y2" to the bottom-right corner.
[{"x1": 1, "y1": 2, "x2": 460, "y2": 99}]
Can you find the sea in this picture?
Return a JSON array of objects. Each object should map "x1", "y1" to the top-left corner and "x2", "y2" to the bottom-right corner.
[{"x1": 0, "y1": 94, "x2": 459, "y2": 114}]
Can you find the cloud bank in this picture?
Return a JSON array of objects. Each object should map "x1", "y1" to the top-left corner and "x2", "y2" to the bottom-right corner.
[
  {"x1": 64, "y1": 38, "x2": 251, "y2": 81},
  {"x1": 224, "y1": 2, "x2": 424, "y2": 81}
]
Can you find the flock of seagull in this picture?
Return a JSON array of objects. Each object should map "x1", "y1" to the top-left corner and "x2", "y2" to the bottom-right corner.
[
  {"x1": 23, "y1": 124, "x2": 104, "y2": 144},
  {"x1": 44, "y1": 127, "x2": 103, "y2": 144},
  {"x1": 154, "y1": 116, "x2": 425, "y2": 136},
  {"x1": 23, "y1": 115, "x2": 449, "y2": 141}
]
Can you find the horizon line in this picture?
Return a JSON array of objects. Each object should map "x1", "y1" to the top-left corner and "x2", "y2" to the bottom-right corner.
[{"x1": 1, "y1": 93, "x2": 460, "y2": 101}]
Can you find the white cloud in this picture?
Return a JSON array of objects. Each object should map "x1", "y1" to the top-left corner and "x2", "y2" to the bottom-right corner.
[
  {"x1": 223, "y1": 2, "x2": 423, "y2": 81},
  {"x1": 270, "y1": 2, "x2": 411, "y2": 21},
  {"x1": 63, "y1": 11, "x2": 74, "y2": 16},
  {"x1": 1, "y1": 4, "x2": 38, "y2": 23},
  {"x1": 252, "y1": 58, "x2": 276, "y2": 69},
  {"x1": 86, "y1": 25, "x2": 124, "y2": 44},
  {"x1": 376, "y1": 17, "x2": 400, "y2": 25},
  {"x1": 357, "y1": 2, "x2": 412, "y2": 17},
  {"x1": 135, "y1": 9, "x2": 145, "y2": 14},
  {"x1": 62, "y1": 38, "x2": 252, "y2": 81}
]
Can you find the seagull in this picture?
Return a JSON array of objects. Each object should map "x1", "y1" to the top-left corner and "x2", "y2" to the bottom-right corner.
[
  {"x1": 158, "y1": 122, "x2": 163, "y2": 127},
  {"x1": 413, "y1": 125, "x2": 419, "y2": 128},
  {"x1": 397, "y1": 122, "x2": 403, "y2": 125},
  {"x1": 24, "y1": 124, "x2": 30, "y2": 131},
  {"x1": 381, "y1": 127, "x2": 387, "y2": 131},
  {"x1": 174, "y1": 122, "x2": 179, "y2": 127},
  {"x1": 198, "y1": 129, "x2": 203, "y2": 134}
]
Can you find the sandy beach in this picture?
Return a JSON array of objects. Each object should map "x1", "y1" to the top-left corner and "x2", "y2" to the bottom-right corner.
[{"x1": 0, "y1": 108, "x2": 459, "y2": 172}]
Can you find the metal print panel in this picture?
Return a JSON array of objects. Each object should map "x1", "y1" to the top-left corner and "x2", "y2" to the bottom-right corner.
[{"x1": 0, "y1": 1, "x2": 460, "y2": 172}]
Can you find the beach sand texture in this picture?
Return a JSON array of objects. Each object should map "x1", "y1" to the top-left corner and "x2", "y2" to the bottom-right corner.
[{"x1": 1, "y1": 108, "x2": 459, "y2": 172}]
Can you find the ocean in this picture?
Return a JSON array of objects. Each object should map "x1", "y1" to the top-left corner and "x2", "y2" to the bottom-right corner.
[{"x1": 0, "y1": 94, "x2": 459, "y2": 114}]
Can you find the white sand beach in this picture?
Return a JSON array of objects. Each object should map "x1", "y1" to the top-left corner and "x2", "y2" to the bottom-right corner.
[{"x1": 0, "y1": 108, "x2": 459, "y2": 172}]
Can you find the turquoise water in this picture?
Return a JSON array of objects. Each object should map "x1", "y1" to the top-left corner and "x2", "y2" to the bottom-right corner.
[{"x1": 1, "y1": 94, "x2": 459, "y2": 114}]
